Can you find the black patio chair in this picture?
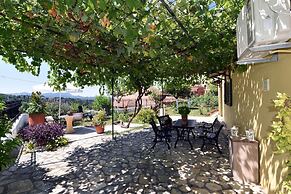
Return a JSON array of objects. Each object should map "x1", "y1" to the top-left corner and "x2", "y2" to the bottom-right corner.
[
  {"x1": 149, "y1": 118, "x2": 171, "y2": 150},
  {"x1": 194, "y1": 118, "x2": 218, "y2": 137},
  {"x1": 157, "y1": 115, "x2": 173, "y2": 139},
  {"x1": 200, "y1": 118, "x2": 224, "y2": 154}
]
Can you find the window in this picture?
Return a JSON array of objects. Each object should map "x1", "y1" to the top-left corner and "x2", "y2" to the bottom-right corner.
[
  {"x1": 224, "y1": 78, "x2": 232, "y2": 106},
  {"x1": 263, "y1": 79, "x2": 270, "y2": 92}
]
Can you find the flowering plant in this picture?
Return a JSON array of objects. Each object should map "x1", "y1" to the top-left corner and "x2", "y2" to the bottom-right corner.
[{"x1": 19, "y1": 123, "x2": 64, "y2": 146}]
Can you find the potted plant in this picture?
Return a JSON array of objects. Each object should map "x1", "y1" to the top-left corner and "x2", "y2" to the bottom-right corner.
[
  {"x1": 92, "y1": 110, "x2": 106, "y2": 134},
  {"x1": 20, "y1": 91, "x2": 46, "y2": 126},
  {"x1": 178, "y1": 106, "x2": 190, "y2": 125}
]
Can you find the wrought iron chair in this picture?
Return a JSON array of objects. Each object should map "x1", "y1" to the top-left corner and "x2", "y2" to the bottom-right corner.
[
  {"x1": 149, "y1": 118, "x2": 171, "y2": 149},
  {"x1": 194, "y1": 118, "x2": 218, "y2": 137},
  {"x1": 200, "y1": 118, "x2": 224, "y2": 153},
  {"x1": 157, "y1": 115, "x2": 173, "y2": 139}
]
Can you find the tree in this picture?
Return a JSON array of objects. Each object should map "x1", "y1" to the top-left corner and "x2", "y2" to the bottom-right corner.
[
  {"x1": 0, "y1": 0, "x2": 244, "y2": 124},
  {"x1": 92, "y1": 95, "x2": 110, "y2": 110},
  {"x1": 110, "y1": 71, "x2": 155, "y2": 128},
  {"x1": 0, "y1": 99, "x2": 20, "y2": 170},
  {"x1": 148, "y1": 89, "x2": 165, "y2": 113},
  {"x1": 164, "y1": 77, "x2": 194, "y2": 111}
]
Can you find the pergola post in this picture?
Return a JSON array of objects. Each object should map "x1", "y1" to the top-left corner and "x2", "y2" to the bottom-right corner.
[
  {"x1": 58, "y1": 92, "x2": 61, "y2": 123},
  {"x1": 111, "y1": 77, "x2": 115, "y2": 140},
  {"x1": 161, "y1": 78, "x2": 164, "y2": 116}
]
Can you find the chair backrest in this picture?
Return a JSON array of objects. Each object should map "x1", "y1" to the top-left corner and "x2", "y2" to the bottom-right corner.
[
  {"x1": 157, "y1": 115, "x2": 172, "y2": 130},
  {"x1": 210, "y1": 117, "x2": 218, "y2": 127},
  {"x1": 212, "y1": 120, "x2": 224, "y2": 138},
  {"x1": 212, "y1": 118, "x2": 221, "y2": 131},
  {"x1": 149, "y1": 118, "x2": 159, "y2": 134}
]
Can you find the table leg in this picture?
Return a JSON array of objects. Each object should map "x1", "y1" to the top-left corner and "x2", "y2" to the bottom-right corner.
[
  {"x1": 30, "y1": 150, "x2": 36, "y2": 165},
  {"x1": 187, "y1": 129, "x2": 193, "y2": 150},
  {"x1": 174, "y1": 129, "x2": 180, "y2": 148},
  {"x1": 191, "y1": 130, "x2": 196, "y2": 140}
]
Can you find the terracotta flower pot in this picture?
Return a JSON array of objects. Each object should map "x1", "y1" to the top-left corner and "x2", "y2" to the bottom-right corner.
[
  {"x1": 29, "y1": 113, "x2": 45, "y2": 126},
  {"x1": 95, "y1": 125, "x2": 105, "y2": 134},
  {"x1": 181, "y1": 114, "x2": 188, "y2": 126}
]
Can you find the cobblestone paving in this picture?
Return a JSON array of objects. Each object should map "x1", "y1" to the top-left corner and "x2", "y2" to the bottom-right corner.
[{"x1": 0, "y1": 128, "x2": 264, "y2": 194}]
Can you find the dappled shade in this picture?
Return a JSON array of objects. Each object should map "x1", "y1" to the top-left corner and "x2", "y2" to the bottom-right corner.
[{"x1": 0, "y1": 129, "x2": 264, "y2": 193}]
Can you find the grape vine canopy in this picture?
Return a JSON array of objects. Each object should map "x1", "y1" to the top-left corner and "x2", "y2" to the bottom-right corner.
[{"x1": 0, "y1": 0, "x2": 243, "y2": 126}]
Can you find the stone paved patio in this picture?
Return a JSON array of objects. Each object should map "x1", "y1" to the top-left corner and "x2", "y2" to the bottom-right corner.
[{"x1": 0, "y1": 126, "x2": 265, "y2": 194}]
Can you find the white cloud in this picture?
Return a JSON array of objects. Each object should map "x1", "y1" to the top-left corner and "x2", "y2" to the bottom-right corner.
[
  {"x1": 71, "y1": 86, "x2": 102, "y2": 97},
  {"x1": 32, "y1": 83, "x2": 82, "y2": 93}
]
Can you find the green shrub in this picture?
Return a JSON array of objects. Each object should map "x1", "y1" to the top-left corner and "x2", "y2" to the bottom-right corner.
[
  {"x1": 70, "y1": 102, "x2": 80, "y2": 112},
  {"x1": 270, "y1": 93, "x2": 291, "y2": 192},
  {"x1": 26, "y1": 141, "x2": 35, "y2": 151},
  {"x1": 92, "y1": 95, "x2": 110, "y2": 111},
  {"x1": 45, "y1": 102, "x2": 59, "y2": 118},
  {"x1": 191, "y1": 84, "x2": 218, "y2": 110},
  {"x1": 208, "y1": 84, "x2": 218, "y2": 96},
  {"x1": 45, "y1": 102, "x2": 71, "y2": 119},
  {"x1": 191, "y1": 92, "x2": 218, "y2": 109},
  {"x1": 198, "y1": 106, "x2": 210, "y2": 116},
  {"x1": 0, "y1": 100, "x2": 5, "y2": 110},
  {"x1": 46, "y1": 137, "x2": 69, "y2": 151},
  {"x1": 19, "y1": 102, "x2": 29, "y2": 113},
  {"x1": 0, "y1": 99, "x2": 20, "y2": 170},
  {"x1": 136, "y1": 108, "x2": 156, "y2": 123},
  {"x1": 117, "y1": 112, "x2": 130, "y2": 123}
]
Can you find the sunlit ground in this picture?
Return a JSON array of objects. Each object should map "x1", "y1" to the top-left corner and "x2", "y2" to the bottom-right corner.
[{"x1": 0, "y1": 127, "x2": 264, "y2": 193}]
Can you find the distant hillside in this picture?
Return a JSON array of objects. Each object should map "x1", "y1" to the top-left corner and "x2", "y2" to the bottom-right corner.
[
  {"x1": 10, "y1": 92, "x2": 30, "y2": 96},
  {"x1": 3, "y1": 92, "x2": 95, "y2": 100}
]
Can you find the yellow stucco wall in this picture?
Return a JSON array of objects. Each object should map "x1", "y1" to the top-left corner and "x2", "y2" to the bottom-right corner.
[{"x1": 222, "y1": 53, "x2": 290, "y2": 193}]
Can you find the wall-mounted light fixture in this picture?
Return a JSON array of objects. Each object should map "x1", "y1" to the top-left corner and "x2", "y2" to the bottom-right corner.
[{"x1": 263, "y1": 78, "x2": 270, "y2": 92}]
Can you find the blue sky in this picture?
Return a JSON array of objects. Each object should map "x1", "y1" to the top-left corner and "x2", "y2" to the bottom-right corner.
[{"x1": 0, "y1": 59, "x2": 100, "y2": 97}]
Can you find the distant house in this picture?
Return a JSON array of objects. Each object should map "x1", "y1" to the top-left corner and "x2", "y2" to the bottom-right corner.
[
  {"x1": 191, "y1": 85, "x2": 205, "y2": 96},
  {"x1": 114, "y1": 93, "x2": 155, "y2": 108},
  {"x1": 114, "y1": 86, "x2": 176, "y2": 109}
]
